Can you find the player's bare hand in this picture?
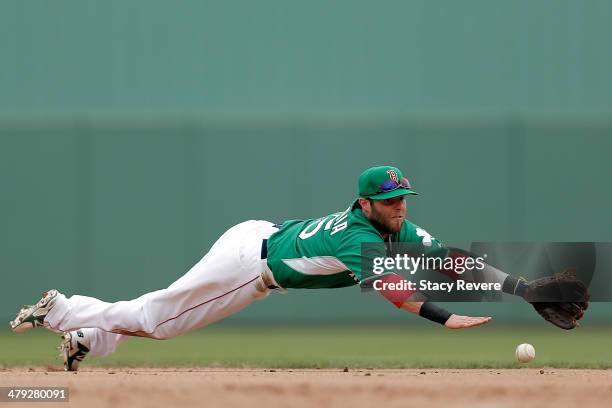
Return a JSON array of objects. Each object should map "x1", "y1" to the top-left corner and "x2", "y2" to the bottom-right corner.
[{"x1": 444, "y1": 314, "x2": 492, "y2": 329}]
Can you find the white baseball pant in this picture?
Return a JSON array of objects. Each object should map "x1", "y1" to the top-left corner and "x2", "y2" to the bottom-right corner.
[{"x1": 44, "y1": 220, "x2": 281, "y2": 357}]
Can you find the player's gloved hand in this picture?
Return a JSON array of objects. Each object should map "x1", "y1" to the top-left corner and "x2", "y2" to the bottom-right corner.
[
  {"x1": 444, "y1": 314, "x2": 492, "y2": 329},
  {"x1": 511, "y1": 269, "x2": 590, "y2": 330}
]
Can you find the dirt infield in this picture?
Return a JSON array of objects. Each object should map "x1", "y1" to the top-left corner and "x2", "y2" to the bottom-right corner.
[{"x1": 1, "y1": 368, "x2": 610, "y2": 408}]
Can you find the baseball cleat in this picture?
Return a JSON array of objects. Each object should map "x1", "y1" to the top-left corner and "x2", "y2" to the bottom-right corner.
[
  {"x1": 60, "y1": 330, "x2": 90, "y2": 372},
  {"x1": 9, "y1": 290, "x2": 59, "y2": 333}
]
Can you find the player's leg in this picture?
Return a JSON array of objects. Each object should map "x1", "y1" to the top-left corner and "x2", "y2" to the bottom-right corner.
[{"x1": 13, "y1": 220, "x2": 278, "y2": 341}]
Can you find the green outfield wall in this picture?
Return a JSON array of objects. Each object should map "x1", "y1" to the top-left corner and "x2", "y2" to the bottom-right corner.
[{"x1": 1, "y1": 120, "x2": 610, "y2": 322}]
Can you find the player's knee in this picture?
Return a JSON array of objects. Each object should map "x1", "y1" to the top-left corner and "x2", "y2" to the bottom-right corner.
[
  {"x1": 138, "y1": 299, "x2": 180, "y2": 340},
  {"x1": 138, "y1": 299, "x2": 160, "y2": 335},
  {"x1": 151, "y1": 330, "x2": 178, "y2": 340}
]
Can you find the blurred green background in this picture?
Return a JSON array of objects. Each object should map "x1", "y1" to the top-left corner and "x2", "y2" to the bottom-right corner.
[{"x1": 1, "y1": 0, "x2": 611, "y2": 331}]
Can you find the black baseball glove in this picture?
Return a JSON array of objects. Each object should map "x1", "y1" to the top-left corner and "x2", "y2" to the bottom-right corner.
[{"x1": 518, "y1": 269, "x2": 590, "y2": 330}]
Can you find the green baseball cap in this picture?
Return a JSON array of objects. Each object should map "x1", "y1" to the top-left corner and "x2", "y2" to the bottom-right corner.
[{"x1": 358, "y1": 166, "x2": 418, "y2": 200}]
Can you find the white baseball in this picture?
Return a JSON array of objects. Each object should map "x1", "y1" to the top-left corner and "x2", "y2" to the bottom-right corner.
[{"x1": 515, "y1": 343, "x2": 536, "y2": 363}]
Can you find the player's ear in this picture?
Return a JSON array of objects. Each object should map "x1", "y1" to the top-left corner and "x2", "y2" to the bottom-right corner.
[{"x1": 358, "y1": 197, "x2": 371, "y2": 215}]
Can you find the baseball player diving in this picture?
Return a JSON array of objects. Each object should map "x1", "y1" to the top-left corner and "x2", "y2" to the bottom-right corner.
[{"x1": 9, "y1": 166, "x2": 589, "y2": 371}]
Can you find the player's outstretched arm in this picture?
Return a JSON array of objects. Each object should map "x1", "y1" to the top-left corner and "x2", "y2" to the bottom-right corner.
[{"x1": 369, "y1": 274, "x2": 492, "y2": 329}]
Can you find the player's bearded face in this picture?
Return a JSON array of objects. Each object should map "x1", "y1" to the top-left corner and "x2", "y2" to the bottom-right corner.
[{"x1": 368, "y1": 196, "x2": 406, "y2": 234}]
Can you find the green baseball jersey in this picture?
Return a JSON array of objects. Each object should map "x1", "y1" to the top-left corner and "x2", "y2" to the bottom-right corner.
[{"x1": 266, "y1": 201, "x2": 445, "y2": 289}]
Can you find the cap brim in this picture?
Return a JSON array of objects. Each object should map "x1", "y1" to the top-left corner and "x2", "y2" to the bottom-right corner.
[{"x1": 369, "y1": 188, "x2": 418, "y2": 200}]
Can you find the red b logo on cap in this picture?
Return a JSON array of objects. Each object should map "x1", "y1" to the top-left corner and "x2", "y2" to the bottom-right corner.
[{"x1": 387, "y1": 169, "x2": 399, "y2": 182}]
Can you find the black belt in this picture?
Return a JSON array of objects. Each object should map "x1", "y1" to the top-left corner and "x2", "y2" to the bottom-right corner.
[
  {"x1": 260, "y1": 239, "x2": 281, "y2": 290},
  {"x1": 261, "y1": 223, "x2": 282, "y2": 259},
  {"x1": 260, "y1": 239, "x2": 269, "y2": 259},
  {"x1": 260, "y1": 224, "x2": 282, "y2": 290}
]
